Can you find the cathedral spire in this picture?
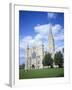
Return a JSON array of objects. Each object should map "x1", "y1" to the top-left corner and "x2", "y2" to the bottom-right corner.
[{"x1": 48, "y1": 24, "x2": 55, "y2": 58}]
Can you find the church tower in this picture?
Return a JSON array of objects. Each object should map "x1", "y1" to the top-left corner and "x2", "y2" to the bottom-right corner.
[
  {"x1": 48, "y1": 24, "x2": 55, "y2": 59},
  {"x1": 25, "y1": 44, "x2": 29, "y2": 70}
]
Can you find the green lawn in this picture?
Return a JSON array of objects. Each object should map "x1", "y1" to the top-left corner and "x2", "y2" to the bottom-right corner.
[{"x1": 19, "y1": 68, "x2": 64, "y2": 79}]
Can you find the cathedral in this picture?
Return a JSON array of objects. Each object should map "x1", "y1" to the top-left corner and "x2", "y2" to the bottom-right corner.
[{"x1": 25, "y1": 24, "x2": 55, "y2": 70}]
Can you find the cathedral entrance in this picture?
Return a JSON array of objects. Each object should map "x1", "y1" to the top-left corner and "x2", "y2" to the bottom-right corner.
[{"x1": 32, "y1": 64, "x2": 35, "y2": 69}]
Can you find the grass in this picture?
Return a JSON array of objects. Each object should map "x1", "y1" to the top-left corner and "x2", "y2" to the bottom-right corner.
[{"x1": 19, "y1": 68, "x2": 64, "y2": 79}]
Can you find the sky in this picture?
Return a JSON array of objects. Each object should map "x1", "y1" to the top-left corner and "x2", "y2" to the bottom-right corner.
[{"x1": 19, "y1": 10, "x2": 64, "y2": 65}]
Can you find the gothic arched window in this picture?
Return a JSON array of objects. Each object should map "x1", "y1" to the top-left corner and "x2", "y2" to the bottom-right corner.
[{"x1": 32, "y1": 52, "x2": 36, "y2": 59}]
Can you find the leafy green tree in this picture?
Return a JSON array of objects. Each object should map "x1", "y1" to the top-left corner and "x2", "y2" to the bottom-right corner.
[
  {"x1": 54, "y1": 51, "x2": 64, "y2": 68},
  {"x1": 42, "y1": 53, "x2": 53, "y2": 68}
]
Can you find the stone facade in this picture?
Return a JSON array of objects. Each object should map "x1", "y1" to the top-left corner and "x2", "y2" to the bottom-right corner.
[
  {"x1": 25, "y1": 45, "x2": 44, "y2": 70},
  {"x1": 25, "y1": 24, "x2": 55, "y2": 70}
]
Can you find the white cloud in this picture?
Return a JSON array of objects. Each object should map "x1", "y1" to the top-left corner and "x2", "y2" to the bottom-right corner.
[
  {"x1": 34, "y1": 24, "x2": 49, "y2": 35},
  {"x1": 20, "y1": 35, "x2": 43, "y2": 50},
  {"x1": 52, "y1": 24, "x2": 62, "y2": 35},
  {"x1": 20, "y1": 36, "x2": 33, "y2": 49},
  {"x1": 54, "y1": 34, "x2": 64, "y2": 41},
  {"x1": 35, "y1": 34, "x2": 42, "y2": 40},
  {"x1": 48, "y1": 12, "x2": 57, "y2": 19}
]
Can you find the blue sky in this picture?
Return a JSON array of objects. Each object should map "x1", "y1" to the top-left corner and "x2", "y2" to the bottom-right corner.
[{"x1": 19, "y1": 10, "x2": 64, "y2": 65}]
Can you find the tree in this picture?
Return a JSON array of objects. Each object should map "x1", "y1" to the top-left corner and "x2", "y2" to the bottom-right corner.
[
  {"x1": 54, "y1": 51, "x2": 64, "y2": 68},
  {"x1": 19, "y1": 64, "x2": 25, "y2": 69},
  {"x1": 42, "y1": 53, "x2": 53, "y2": 68}
]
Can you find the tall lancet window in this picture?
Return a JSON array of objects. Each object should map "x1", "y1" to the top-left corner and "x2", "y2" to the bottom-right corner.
[{"x1": 32, "y1": 52, "x2": 36, "y2": 59}]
